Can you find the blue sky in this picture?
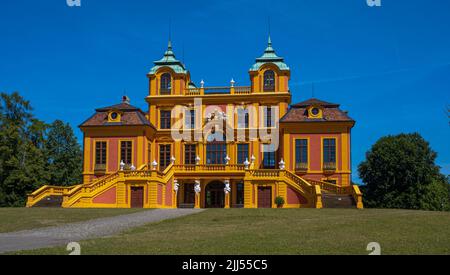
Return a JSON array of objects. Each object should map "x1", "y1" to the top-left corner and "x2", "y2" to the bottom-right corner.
[{"x1": 1, "y1": 0, "x2": 449, "y2": 181}]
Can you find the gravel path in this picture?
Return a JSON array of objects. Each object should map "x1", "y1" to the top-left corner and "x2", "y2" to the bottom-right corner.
[{"x1": 0, "y1": 209, "x2": 204, "y2": 254}]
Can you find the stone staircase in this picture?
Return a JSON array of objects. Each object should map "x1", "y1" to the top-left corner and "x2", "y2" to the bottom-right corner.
[
  {"x1": 321, "y1": 193, "x2": 356, "y2": 208},
  {"x1": 32, "y1": 195, "x2": 63, "y2": 207},
  {"x1": 26, "y1": 165, "x2": 363, "y2": 209}
]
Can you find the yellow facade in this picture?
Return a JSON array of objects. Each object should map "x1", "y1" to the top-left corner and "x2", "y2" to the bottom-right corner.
[{"x1": 27, "y1": 38, "x2": 362, "y2": 209}]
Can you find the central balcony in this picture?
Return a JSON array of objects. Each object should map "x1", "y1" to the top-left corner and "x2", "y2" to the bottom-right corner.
[{"x1": 185, "y1": 86, "x2": 252, "y2": 96}]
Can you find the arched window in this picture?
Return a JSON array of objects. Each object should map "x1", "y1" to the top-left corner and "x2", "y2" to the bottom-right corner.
[
  {"x1": 263, "y1": 70, "x2": 275, "y2": 92},
  {"x1": 160, "y1": 73, "x2": 172, "y2": 94}
]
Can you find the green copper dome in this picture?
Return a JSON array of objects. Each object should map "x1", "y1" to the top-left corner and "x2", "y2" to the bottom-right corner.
[
  {"x1": 250, "y1": 36, "x2": 290, "y2": 72},
  {"x1": 149, "y1": 40, "x2": 188, "y2": 75}
]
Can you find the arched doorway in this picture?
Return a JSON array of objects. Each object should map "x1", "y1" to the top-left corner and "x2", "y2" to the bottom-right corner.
[{"x1": 205, "y1": 181, "x2": 225, "y2": 208}]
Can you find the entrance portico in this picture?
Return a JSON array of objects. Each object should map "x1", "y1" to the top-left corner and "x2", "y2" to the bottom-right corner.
[{"x1": 176, "y1": 178, "x2": 234, "y2": 209}]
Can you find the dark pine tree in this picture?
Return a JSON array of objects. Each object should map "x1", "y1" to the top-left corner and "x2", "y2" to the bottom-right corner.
[{"x1": 45, "y1": 120, "x2": 82, "y2": 187}]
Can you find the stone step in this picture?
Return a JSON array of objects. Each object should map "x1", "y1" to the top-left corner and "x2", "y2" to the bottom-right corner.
[
  {"x1": 322, "y1": 194, "x2": 356, "y2": 208},
  {"x1": 178, "y1": 203, "x2": 195, "y2": 209},
  {"x1": 32, "y1": 195, "x2": 63, "y2": 208}
]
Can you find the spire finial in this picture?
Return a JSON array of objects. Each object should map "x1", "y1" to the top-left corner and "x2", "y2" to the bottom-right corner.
[
  {"x1": 122, "y1": 94, "x2": 130, "y2": 104},
  {"x1": 167, "y1": 18, "x2": 172, "y2": 51}
]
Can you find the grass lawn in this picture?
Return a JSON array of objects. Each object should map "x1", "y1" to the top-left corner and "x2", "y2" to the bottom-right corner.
[
  {"x1": 16, "y1": 208, "x2": 450, "y2": 255},
  {"x1": 0, "y1": 208, "x2": 145, "y2": 233}
]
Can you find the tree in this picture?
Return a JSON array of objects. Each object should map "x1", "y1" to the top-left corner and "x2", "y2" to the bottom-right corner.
[
  {"x1": 45, "y1": 120, "x2": 82, "y2": 186},
  {"x1": 0, "y1": 92, "x2": 82, "y2": 206},
  {"x1": 358, "y1": 133, "x2": 450, "y2": 211},
  {"x1": 0, "y1": 92, "x2": 48, "y2": 206}
]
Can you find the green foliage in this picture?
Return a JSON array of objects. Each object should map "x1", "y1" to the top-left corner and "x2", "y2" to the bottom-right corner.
[
  {"x1": 275, "y1": 196, "x2": 285, "y2": 207},
  {"x1": 0, "y1": 92, "x2": 82, "y2": 206},
  {"x1": 358, "y1": 133, "x2": 450, "y2": 211},
  {"x1": 45, "y1": 120, "x2": 82, "y2": 186}
]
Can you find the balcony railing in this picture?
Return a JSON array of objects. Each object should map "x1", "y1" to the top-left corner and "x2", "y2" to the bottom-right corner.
[
  {"x1": 183, "y1": 86, "x2": 251, "y2": 96},
  {"x1": 295, "y1": 162, "x2": 308, "y2": 172},
  {"x1": 173, "y1": 164, "x2": 246, "y2": 172},
  {"x1": 323, "y1": 162, "x2": 336, "y2": 172},
  {"x1": 94, "y1": 164, "x2": 106, "y2": 173}
]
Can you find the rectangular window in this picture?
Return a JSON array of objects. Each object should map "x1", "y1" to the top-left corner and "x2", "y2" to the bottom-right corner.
[
  {"x1": 95, "y1": 141, "x2": 107, "y2": 165},
  {"x1": 184, "y1": 144, "x2": 196, "y2": 165},
  {"x1": 265, "y1": 107, "x2": 272, "y2": 128},
  {"x1": 160, "y1": 110, "x2": 171, "y2": 129},
  {"x1": 263, "y1": 144, "x2": 276, "y2": 169},
  {"x1": 185, "y1": 110, "x2": 195, "y2": 129},
  {"x1": 206, "y1": 143, "x2": 227, "y2": 165},
  {"x1": 120, "y1": 141, "x2": 132, "y2": 165},
  {"x1": 237, "y1": 109, "x2": 249, "y2": 129},
  {"x1": 295, "y1": 139, "x2": 308, "y2": 169},
  {"x1": 159, "y1": 144, "x2": 171, "y2": 170},
  {"x1": 237, "y1": 144, "x2": 249, "y2": 165},
  {"x1": 323, "y1": 138, "x2": 336, "y2": 164}
]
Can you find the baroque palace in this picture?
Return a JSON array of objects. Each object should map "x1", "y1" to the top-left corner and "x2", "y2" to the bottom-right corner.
[{"x1": 27, "y1": 37, "x2": 363, "y2": 209}]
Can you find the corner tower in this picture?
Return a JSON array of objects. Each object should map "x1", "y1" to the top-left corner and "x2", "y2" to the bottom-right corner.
[
  {"x1": 249, "y1": 36, "x2": 291, "y2": 93},
  {"x1": 147, "y1": 40, "x2": 192, "y2": 96}
]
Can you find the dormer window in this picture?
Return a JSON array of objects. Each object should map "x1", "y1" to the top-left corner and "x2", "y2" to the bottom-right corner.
[
  {"x1": 263, "y1": 70, "x2": 275, "y2": 92},
  {"x1": 160, "y1": 73, "x2": 172, "y2": 95},
  {"x1": 108, "y1": 111, "x2": 122, "y2": 122},
  {"x1": 307, "y1": 106, "x2": 323, "y2": 119}
]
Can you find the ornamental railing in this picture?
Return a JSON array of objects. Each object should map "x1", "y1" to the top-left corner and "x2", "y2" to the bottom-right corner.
[
  {"x1": 323, "y1": 162, "x2": 336, "y2": 171},
  {"x1": 305, "y1": 178, "x2": 352, "y2": 194},
  {"x1": 183, "y1": 86, "x2": 252, "y2": 96}
]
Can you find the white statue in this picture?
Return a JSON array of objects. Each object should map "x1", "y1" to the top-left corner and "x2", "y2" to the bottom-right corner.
[
  {"x1": 279, "y1": 158, "x2": 286, "y2": 170},
  {"x1": 224, "y1": 155, "x2": 231, "y2": 165},
  {"x1": 194, "y1": 181, "x2": 201, "y2": 194},
  {"x1": 251, "y1": 155, "x2": 256, "y2": 164},
  {"x1": 151, "y1": 160, "x2": 158, "y2": 170},
  {"x1": 171, "y1": 156, "x2": 176, "y2": 164},
  {"x1": 195, "y1": 155, "x2": 201, "y2": 165},
  {"x1": 173, "y1": 180, "x2": 179, "y2": 193},
  {"x1": 244, "y1": 158, "x2": 250, "y2": 169},
  {"x1": 120, "y1": 160, "x2": 125, "y2": 171},
  {"x1": 224, "y1": 181, "x2": 231, "y2": 194},
  {"x1": 130, "y1": 164, "x2": 136, "y2": 171}
]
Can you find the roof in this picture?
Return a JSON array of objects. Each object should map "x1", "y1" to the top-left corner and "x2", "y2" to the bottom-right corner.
[
  {"x1": 148, "y1": 40, "x2": 188, "y2": 75},
  {"x1": 80, "y1": 97, "x2": 155, "y2": 128},
  {"x1": 281, "y1": 98, "x2": 354, "y2": 123},
  {"x1": 291, "y1": 98, "x2": 340, "y2": 108},
  {"x1": 95, "y1": 102, "x2": 142, "y2": 112},
  {"x1": 249, "y1": 36, "x2": 290, "y2": 72}
]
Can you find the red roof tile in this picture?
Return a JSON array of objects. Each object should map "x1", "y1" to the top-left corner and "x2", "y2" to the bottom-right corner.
[
  {"x1": 80, "y1": 102, "x2": 154, "y2": 128},
  {"x1": 281, "y1": 98, "x2": 354, "y2": 123}
]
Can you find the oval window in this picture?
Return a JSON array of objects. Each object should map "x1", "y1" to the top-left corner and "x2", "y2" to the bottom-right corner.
[
  {"x1": 111, "y1": 112, "x2": 118, "y2": 120},
  {"x1": 311, "y1": 108, "x2": 320, "y2": 116}
]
